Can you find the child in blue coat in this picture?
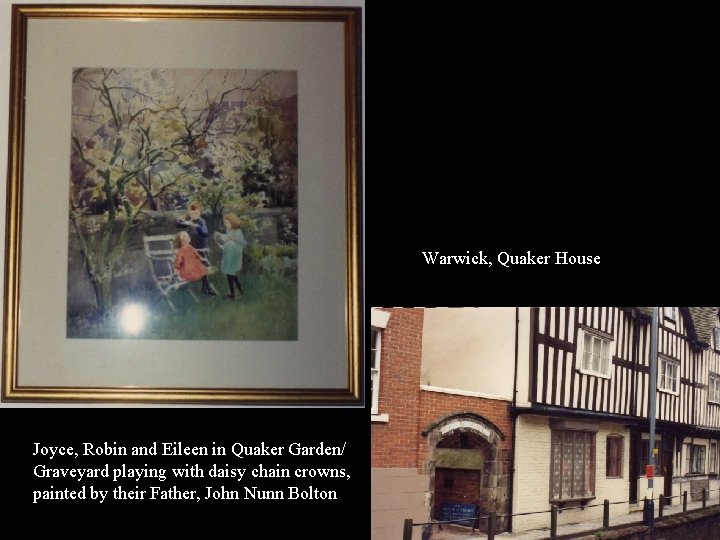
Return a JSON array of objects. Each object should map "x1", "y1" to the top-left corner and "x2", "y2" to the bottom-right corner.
[
  {"x1": 214, "y1": 213, "x2": 247, "y2": 300},
  {"x1": 177, "y1": 201, "x2": 210, "y2": 264}
]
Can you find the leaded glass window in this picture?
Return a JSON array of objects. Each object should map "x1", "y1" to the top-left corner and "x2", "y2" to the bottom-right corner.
[{"x1": 551, "y1": 430, "x2": 596, "y2": 500}]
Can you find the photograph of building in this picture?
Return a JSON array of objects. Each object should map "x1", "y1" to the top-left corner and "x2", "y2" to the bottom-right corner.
[{"x1": 370, "y1": 307, "x2": 720, "y2": 540}]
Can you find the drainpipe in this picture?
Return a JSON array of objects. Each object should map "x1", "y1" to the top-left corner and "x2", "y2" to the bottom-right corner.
[
  {"x1": 644, "y1": 308, "x2": 658, "y2": 530},
  {"x1": 513, "y1": 308, "x2": 519, "y2": 411},
  {"x1": 507, "y1": 307, "x2": 520, "y2": 532}
]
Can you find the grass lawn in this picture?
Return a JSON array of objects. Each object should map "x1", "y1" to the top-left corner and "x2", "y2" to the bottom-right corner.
[{"x1": 67, "y1": 271, "x2": 297, "y2": 340}]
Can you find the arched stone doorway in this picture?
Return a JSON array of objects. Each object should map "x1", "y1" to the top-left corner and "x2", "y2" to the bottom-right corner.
[{"x1": 422, "y1": 412, "x2": 509, "y2": 532}]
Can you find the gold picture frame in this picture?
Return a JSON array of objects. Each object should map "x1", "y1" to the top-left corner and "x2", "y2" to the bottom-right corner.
[{"x1": 2, "y1": 4, "x2": 362, "y2": 404}]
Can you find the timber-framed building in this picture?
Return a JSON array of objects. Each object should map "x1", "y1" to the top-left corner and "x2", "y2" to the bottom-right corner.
[{"x1": 370, "y1": 307, "x2": 720, "y2": 539}]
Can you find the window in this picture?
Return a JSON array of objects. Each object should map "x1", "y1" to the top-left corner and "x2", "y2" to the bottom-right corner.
[
  {"x1": 658, "y1": 357, "x2": 679, "y2": 394},
  {"x1": 686, "y1": 445, "x2": 706, "y2": 474},
  {"x1": 370, "y1": 327, "x2": 382, "y2": 415},
  {"x1": 551, "y1": 430, "x2": 596, "y2": 500},
  {"x1": 710, "y1": 374, "x2": 720, "y2": 404},
  {"x1": 710, "y1": 443, "x2": 717, "y2": 474},
  {"x1": 663, "y1": 307, "x2": 676, "y2": 320},
  {"x1": 715, "y1": 328, "x2": 720, "y2": 352},
  {"x1": 606, "y1": 436, "x2": 623, "y2": 477},
  {"x1": 640, "y1": 440, "x2": 663, "y2": 475},
  {"x1": 581, "y1": 332, "x2": 612, "y2": 377},
  {"x1": 370, "y1": 308, "x2": 391, "y2": 420}
]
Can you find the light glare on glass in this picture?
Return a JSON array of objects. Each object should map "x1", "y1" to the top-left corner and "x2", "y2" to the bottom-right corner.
[{"x1": 119, "y1": 303, "x2": 146, "y2": 335}]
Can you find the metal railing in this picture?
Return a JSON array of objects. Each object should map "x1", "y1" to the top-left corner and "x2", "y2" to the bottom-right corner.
[{"x1": 401, "y1": 488, "x2": 720, "y2": 540}]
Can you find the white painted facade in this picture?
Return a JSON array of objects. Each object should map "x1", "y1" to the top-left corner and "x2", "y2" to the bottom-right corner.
[
  {"x1": 661, "y1": 436, "x2": 720, "y2": 506},
  {"x1": 512, "y1": 307, "x2": 720, "y2": 534},
  {"x1": 513, "y1": 415, "x2": 630, "y2": 532},
  {"x1": 421, "y1": 307, "x2": 529, "y2": 398}
]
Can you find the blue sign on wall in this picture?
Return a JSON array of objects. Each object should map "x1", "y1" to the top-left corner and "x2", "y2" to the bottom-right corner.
[{"x1": 439, "y1": 502, "x2": 477, "y2": 525}]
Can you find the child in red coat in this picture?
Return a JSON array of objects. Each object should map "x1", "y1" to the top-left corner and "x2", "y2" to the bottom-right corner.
[{"x1": 174, "y1": 231, "x2": 215, "y2": 295}]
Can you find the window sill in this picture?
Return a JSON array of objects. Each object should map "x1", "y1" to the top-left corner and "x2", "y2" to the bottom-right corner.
[
  {"x1": 606, "y1": 476, "x2": 623, "y2": 480},
  {"x1": 657, "y1": 387, "x2": 679, "y2": 396},
  {"x1": 708, "y1": 400, "x2": 720, "y2": 406},
  {"x1": 684, "y1": 473, "x2": 706, "y2": 477},
  {"x1": 371, "y1": 413, "x2": 389, "y2": 423},
  {"x1": 577, "y1": 368, "x2": 611, "y2": 380},
  {"x1": 549, "y1": 497, "x2": 596, "y2": 509}
]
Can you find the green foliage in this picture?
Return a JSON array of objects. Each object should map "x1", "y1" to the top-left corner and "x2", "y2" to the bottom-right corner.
[
  {"x1": 247, "y1": 244, "x2": 297, "y2": 259},
  {"x1": 220, "y1": 193, "x2": 269, "y2": 231},
  {"x1": 245, "y1": 244, "x2": 298, "y2": 277}
]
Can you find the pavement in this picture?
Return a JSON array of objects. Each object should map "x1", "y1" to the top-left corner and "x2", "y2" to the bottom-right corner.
[{"x1": 426, "y1": 498, "x2": 718, "y2": 540}]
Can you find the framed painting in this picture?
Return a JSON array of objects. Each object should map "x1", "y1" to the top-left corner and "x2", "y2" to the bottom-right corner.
[{"x1": 2, "y1": 4, "x2": 362, "y2": 404}]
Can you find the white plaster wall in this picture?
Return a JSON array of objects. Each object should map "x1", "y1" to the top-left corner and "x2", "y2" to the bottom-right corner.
[
  {"x1": 597, "y1": 424, "x2": 631, "y2": 511},
  {"x1": 669, "y1": 436, "x2": 720, "y2": 506},
  {"x1": 711, "y1": 477, "x2": 720, "y2": 504},
  {"x1": 671, "y1": 477, "x2": 720, "y2": 505},
  {"x1": 512, "y1": 415, "x2": 553, "y2": 531},
  {"x1": 421, "y1": 307, "x2": 516, "y2": 398},
  {"x1": 516, "y1": 307, "x2": 532, "y2": 405}
]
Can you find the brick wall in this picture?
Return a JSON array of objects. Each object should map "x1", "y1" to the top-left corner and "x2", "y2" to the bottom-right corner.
[
  {"x1": 434, "y1": 468, "x2": 483, "y2": 517},
  {"x1": 371, "y1": 308, "x2": 517, "y2": 538},
  {"x1": 568, "y1": 506, "x2": 720, "y2": 540},
  {"x1": 418, "y1": 389, "x2": 514, "y2": 530},
  {"x1": 371, "y1": 308, "x2": 425, "y2": 469},
  {"x1": 418, "y1": 390, "x2": 513, "y2": 469},
  {"x1": 652, "y1": 507, "x2": 720, "y2": 540},
  {"x1": 371, "y1": 308, "x2": 515, "y2": 472},
  {"x1": 371, "y1": 308, "x2": 427, "y2": 540}
]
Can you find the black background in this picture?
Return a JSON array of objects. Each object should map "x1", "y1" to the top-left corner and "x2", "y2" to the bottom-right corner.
[
  {"x1": 1, "y1": 4, "x2": 716, "y2": 536},
  {"x1": 368, "y1": 5, "x2": 714, "y2": 308},
  {"x1": 7, "y1": 408, "x2": 367, "y2": 531}
]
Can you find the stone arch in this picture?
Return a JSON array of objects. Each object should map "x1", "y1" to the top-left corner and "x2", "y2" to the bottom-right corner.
[
  {"x1": 423, "y1": 411, "x2": 505, "y2": 447},
  {"x1": 422, "y1": 412, "x2": 509, "y2": 532}
]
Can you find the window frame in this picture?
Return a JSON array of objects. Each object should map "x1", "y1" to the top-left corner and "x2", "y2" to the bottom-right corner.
[
  {"x1": 550, "y1": 429, "x2": 596, "y2": 503},
  {"x1": 710, "y1": 442, "x2": 717, "y2": 475},
  {"x1": 657, "y1": 356, "x2": 680, "y2": 395},
  {"x1": 640, "y1": 439, "x2": 663, "y2": 476},
  {"x1": 370, "y1": 327, "x2": 381, "y2": 415},
  {"x1": 370, "y1": 308, "x2": 391, "y2": 422},
  {"x1": 714, "y1": 327, "x2": 720, "y2": 352},
  {"x1": 686, "y1": 444, "x2": 706, "y2": 475},
  {"x1": 709, "y1": 374, "x2": 720, "y2": 404},
  {"x1": 606, "y1": 436, "x2": 624, "y2": 478},
  {"x1": 663, "y1": 307, "x2": 677, "y2": 320},
  {"x1": 578, "y1": 329, "x2": 613, "y2": 379}
]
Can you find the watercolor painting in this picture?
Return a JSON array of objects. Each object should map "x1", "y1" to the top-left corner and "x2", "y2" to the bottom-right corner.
[{"x1": 68, "y1": 68, "x2": 298, "y2": 340}]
